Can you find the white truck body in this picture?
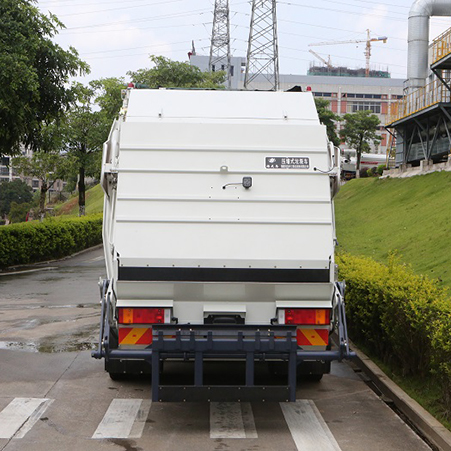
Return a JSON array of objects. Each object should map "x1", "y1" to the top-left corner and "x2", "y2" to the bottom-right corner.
[
  {"x1": 94, "y1": 88, "x2": 352, "y2": 402},
  {"x1": 341, "y1": 149, "x2": 389, "y2": 177}
]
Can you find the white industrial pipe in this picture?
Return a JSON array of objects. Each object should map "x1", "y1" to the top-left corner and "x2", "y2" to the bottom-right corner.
[{"x1": 408, "y1": 0, "x2": 451, "y2": 92}]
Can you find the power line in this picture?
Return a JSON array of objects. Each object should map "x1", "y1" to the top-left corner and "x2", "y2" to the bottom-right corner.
[
  {"x1": 83, "y1": 39, "x2": 209, "y2": 60},
  {"x1": 230, "y1": 10, "x2": 408, "y2": 41},
  {"x1": 60, "y1": 12, "x2": 212, "y2": 35},
  {"x1": 53, "y1": 0, "x2": 184, "y2": 17},
  {"x1": 60, "y1": 8, "x2": 211, "y2": 31},
  {"x1": 39, "y1": 0, "x2": 157, "y2": 5}
]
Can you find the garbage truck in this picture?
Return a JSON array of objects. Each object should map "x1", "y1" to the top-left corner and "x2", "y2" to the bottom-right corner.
[{"x1": 92, "y1": 87, "x2": 354, "y2": 402}]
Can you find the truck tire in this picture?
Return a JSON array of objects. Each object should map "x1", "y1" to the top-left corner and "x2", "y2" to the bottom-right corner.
[
  {"x1": 105, "y1": 359, "x2": 152, "y2": 379},
  {"x1": 297, "y1": 361, "x2": 330, "y2": 382}
]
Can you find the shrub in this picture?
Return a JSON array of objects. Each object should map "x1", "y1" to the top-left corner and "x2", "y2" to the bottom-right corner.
[
  {"x1": 9, "y1": 201, "x2": 31, "y2": 223},
  {"x1": 0, "y1": 214, "x2": 102, "y2": 268},
  {"x1": 377, "y1": 164, "x2": 385, "y2": 176},
  {"x1": 337, "y1": 253, "x2": 451, "y2": 412},
  {"x1": 359, "y1": 168, "x2": 368, "y2": 178}
]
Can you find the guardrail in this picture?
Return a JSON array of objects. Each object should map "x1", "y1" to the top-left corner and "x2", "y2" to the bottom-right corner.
[
  {"x1": 432, "y1": 26, "x2": 451, "y2": 65},
  {"x1": 387, "y1": 78, "x2": 451, "y2": 125}
]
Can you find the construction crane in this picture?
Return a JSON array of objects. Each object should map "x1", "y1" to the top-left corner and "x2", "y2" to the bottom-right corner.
[
  {"x1": 308, "y1": 49, "x2": 332, "y2": 68},
  {"x1": 309, "y1": 29, "x2": 387, "y2": 77}
]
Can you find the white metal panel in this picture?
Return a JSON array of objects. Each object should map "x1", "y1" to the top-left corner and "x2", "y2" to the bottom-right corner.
[
  {"x1": 103, "y1": 89, "x2": 337, "y2": 317},
  {"x1": 119, "y1": 122, "x2": 327, "y2": 153},
  {"x1": 115, "y1": 281, "x2": 334, "y2": 323},
  {"x1": 126, "y1": 89, "x2": 319, "y2": 122},
  {"x1": 116, "y1": 299, "x2": 173, "y2": 308},
  {"x1": 116, "y1": 172, "x2": 331, "y2": 200},
  {"x1": 114, "y1": 222, "x2": 333, "y2": 265},
  {"x1": 203, "y1": 304, "x2": 246, "y2": 314}
]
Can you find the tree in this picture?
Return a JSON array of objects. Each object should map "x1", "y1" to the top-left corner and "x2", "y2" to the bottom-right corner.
[
  {"x1": 314, "y1": 98, "x2": 341, "y2": 147},
  {"x1": 9, "y1": 201, "x2": 32, "y2": 223},
  {"x1": 0, "y1": 0, "x2": 89, "y2": 157},
  {"x1": 0, "y1": 179, "x2": 33, "y2": 218},
  {"x1": 64, "y1": 83, "x2": 112, "y2": 216},
  {"x1": 127, "y1": 55, "x2": 226, "y2": 88},
  {"x1": 13, "y1": 150, "x2": 71, "y2": 219},
  {"x1": 339, "y1": 110, "x2": 381, "y2": 177},
  {"x1": 89, "y1": 77, "x2": 126, "y2": 119}
]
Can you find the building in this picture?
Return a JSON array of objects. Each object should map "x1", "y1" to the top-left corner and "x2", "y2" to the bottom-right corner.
[
  {"x1": 386, "y1": 26, "x2": 451, "y2": 167},
  {"x1": 189, "y1": 54, "x2": 246, "y2": 91},
  {"x1": 0, "y1": 150, "x2": 65, "y2": 195},
  {"x1": 190, "y1": 54, "x2": 404, "y2": 155}
]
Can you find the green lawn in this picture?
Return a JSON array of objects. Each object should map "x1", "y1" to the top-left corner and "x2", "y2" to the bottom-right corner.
[
  {"x1": 335, "y1": 172, "x2": 451, "y2": 289},
  {"x1": 54, "y1": 184, "x2": 104, "y2": 217}
]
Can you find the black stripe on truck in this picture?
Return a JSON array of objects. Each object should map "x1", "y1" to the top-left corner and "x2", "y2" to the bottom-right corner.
[{"x1": 118, "y1": 267, "x2": 330, "y2": 283}]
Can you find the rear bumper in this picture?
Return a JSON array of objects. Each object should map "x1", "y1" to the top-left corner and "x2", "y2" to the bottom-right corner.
[{"x1": 92, "y1": 281, "x2": 355, "y2": 401}]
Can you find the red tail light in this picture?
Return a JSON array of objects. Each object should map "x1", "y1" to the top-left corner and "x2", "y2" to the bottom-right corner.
[
  {"x1": 118, "y1": 308, "x2": 170, "y2": 324},
  {"x1": 278, "y1": 308, "x2": 330, "y2": 325}
]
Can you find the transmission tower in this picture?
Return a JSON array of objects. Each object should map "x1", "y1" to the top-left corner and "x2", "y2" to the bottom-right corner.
[
  {"x1": 244, "y1": 0, "x2": 279, "y2": 91},
  {"x1": 209, "y1": 0, "x2": 231, "y2": 89}
]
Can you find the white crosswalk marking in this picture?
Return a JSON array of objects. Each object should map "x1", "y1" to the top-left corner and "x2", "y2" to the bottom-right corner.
[
  {"x1": 210, "y1": 402, "x2": 258, "y2": 439},
  {"x1": 0, "y1": 398, "x2": 53, "y2": 439},
  {"x1": 281, "y1": 400, "x2": 342, "y2": 451},
  {"x1": 92, "y1": 399, "x2": 151, "y2": 439}
]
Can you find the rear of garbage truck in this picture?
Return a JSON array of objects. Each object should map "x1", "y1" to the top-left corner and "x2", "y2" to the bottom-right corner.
[{"x1": 92, "y1": 87, "x2": 353, "y2": 402}]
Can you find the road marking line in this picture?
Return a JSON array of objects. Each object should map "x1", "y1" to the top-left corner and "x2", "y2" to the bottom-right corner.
[
  {"x1": 210, "y1": 402, "x2": 257, "y2": 439},
  {"x1": 14, "y1": 399, "x2": 54, "y2": 439},
  {"x1": 241, "y1": 402, "x2": 258, "y2": 438},
  {"x1": 92, "y1": 399, "x2": 144, "y2": 439},
  {"x1": 210, "y1": 402, "x2": 245, "y2": 439},
  {"x1": 0, "y1": 398, "x2": 52, "y2": 439},
  {"x1": 280, "y1": 400, "x2": 341, "y2": 451},
  {"x1": 129, "y1": 399, "x2": 152, "y2": 438}
]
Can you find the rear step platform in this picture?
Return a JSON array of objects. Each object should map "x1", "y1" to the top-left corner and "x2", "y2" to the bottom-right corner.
[{"x1": 151, "y1": 325, "x2": 298, "y2": 402}]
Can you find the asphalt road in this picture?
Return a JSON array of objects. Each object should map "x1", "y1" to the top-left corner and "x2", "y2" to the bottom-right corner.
[{"x1": 0, "y1": 248, "x2": 432, "y2": 451}]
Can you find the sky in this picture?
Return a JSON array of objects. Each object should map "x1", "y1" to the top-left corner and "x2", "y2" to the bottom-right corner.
[{"x1": 36, "y1": 0, "x2": 451, "y2": 83}]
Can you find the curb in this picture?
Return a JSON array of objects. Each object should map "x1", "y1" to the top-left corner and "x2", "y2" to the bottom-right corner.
[
  {"x1": 0, "y1": 243, "x2": 103, "y2": 274},
  {"x1": 352, "y1": 344, "x2": 451, "y2": 451}
]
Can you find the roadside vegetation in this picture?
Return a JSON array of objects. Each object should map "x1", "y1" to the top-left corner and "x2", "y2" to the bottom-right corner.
[
  {"x1": 54, "y1": 184, "x2": 104, "y2": 217},
  {"x1": 338, "y1": 253, "x2": 451, "y2": 427},
  {"x1": 335, "y1": 172, "x2": 451, "y2": 428},
  {"x1": 335, "y1": 171, "x2": 451, "y2": 289},
  {"x1": 0, "y1": 214, "x2": 102, "y2": 269}
]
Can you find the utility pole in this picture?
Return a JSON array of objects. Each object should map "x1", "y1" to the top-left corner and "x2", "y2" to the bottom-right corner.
[
  {"x1": 209, "y1": 0, "x2": 232, "y2": 89},
  {"x1": 244, "y1": 0, "x2": 280, "y2": 91}
]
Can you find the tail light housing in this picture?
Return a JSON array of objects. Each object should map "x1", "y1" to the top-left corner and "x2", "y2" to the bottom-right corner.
[
  {"x1": 278, "y1": 308, "x2": 331, "y2": 347},
  {"x1": 278, "y1": 308, "x2": 331, "y2": 325},
  {"x1": 118, "y1": 307, "x2": 171, "y2": 324}
]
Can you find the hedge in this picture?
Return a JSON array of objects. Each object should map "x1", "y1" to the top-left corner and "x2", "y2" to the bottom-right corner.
[
  {"x1": 337, "y1": 253, "x2": 451, "y2": 410},
  {"x1": 0, "y1": 214, "x2": 103, "y2": 269}
]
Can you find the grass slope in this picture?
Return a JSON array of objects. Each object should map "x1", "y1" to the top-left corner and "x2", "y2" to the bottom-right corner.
[
  {"x1": 335, "y1": 171, "x2": 451, "y2": 289},
  {"x1": 55, "y1": 184, "x2": 104, "y2": 217}
]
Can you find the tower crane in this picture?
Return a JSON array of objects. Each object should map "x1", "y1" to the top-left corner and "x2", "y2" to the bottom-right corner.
[
  {"x1": 308, "y1": 49, "x2": 332, "y2": 68},
  {"x1": 309, "y1": 29, "x2": 387, "y2": 77}
]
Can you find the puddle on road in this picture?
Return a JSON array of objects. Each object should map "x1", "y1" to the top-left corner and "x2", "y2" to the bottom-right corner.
[
  {"x1": 0, "y1": 340, "x2": 97, "y2": 353},
  {"x1": 38, "y1": 341, "x2": 96, "y2": 353},
  {"x1": 0, "y1": 341, "x2": 38, "y2": 352}
]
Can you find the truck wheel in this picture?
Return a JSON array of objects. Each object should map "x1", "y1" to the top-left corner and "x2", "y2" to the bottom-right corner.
[
  {"x1": 302, "y1": 373, "x2": 323, "y2": 382},
  {"x1": 268, "y1": 361, "x2": 288, "y2": 378},
  {"x1": 297, "y1": 361, "x2": 330, "y2": 382},
  {"x1": 108, "y1": 371, "x2": 127, "y2": 381}
]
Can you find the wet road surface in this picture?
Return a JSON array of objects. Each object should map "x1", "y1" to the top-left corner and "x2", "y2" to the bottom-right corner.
[{"x1": 0, "y1": 248, "x2": 433, "y2": 451}]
